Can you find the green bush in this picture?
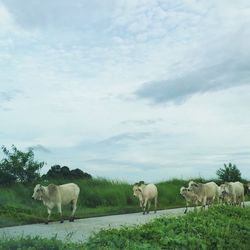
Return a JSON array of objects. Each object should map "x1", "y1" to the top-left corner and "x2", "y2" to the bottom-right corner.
[
  {"x1": 0, "y1": 236, "x2": 84, "y2": 250},
  {"x1": 0, "y1": 145, "x2": 44, "y2": 185},
  {"x1": 85, "y1": 206, "x2": 250, "y2": 250}
]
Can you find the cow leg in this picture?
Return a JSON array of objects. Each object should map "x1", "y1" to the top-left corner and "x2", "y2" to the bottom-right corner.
[
  {"x1": 143, "y1": 198, "x2": 148, "y2": 215},
  {"x1": 46, "y1": 208, "x2": 51, "y2": 224},
  {"x1": 194, "y1": 201, "x2": 198, "y2": 212},
  {"x1": 154, "y1": 196, "x2": 157, "y2": 213},
  {"x1": 57, "y1": 203, "x2": 64, "y2": 223},
  {"x1": 139, "y1": 201, "x2": 143, "y2": 212},
  {"x1": 233, "y1": 194, "x2": 237, "y2": 206},
  {"x1": 69, "y1": 199, "x2": 77, "y2": 222},
  {"x1": 202, "y1": 197, "x2": 207, "y2": 210},
  {"x1": 242, "y1": 194, "x2": 245, "y2": 208},
  {"x1": 147, "y1": 200, "x2": 151, "y2": 214},
  {"x1": 184, "y1": 201, "x2": 188, "y2": 214}
]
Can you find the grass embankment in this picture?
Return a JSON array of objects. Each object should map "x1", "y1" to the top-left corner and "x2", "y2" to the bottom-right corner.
[
  {"x1": 0, "y1": 178, "x2": 187, "y2": 227},
  {"x1": 1, "y1": 206, "x2": 250, "y2": 250}
]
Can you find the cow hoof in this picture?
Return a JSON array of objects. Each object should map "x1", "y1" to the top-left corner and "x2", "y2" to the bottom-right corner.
[
  {"x1": 60, "y1": 220, "x2": 64, "y2": 223},
  {"x1": 45, "y1": 221, "x2": 49, "y2": 225},
  {"x1": 69, "y1": 217, "x2": 74, "y2": 222}
]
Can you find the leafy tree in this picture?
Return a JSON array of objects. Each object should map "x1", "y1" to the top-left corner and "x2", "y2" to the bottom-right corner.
[
  {"x1": 70, "y1": 168, "x2": 92, "y2": 179},
  {"x1": 216, "y1": 163, "x2": 242, "y2": 182},
  {"x1": 45, "y1": 165, "x2": 92, "y2": 180},
  {"x1": 61, "y1": 166, "x2": 71, "y2": 178},
  {"x1": 0, "y1": 145, "x2": 44, "y2": 185},
  {"x1": 0, "y1": 169, "x2": 16, "y2": 185}
]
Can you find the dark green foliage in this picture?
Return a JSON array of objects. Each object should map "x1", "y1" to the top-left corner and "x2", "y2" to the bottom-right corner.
[
  {"x1": 0, "y1": 236, "x2": 85, "y2": 250},
  {"x1": 0, "y1": 145, "x2": 44, "y2": 185},
  {"x1": 44, "y1": 165, "x2": 92, "y2": 180},
  {"x1": 0, "y1": 169, "x2": 16, "y2": 185},
  {"x1": 216, "y1": 163, "x2": 242, "y2": 182},
  {"x1": 85, "y1": 206, "x2": 250, "y2": 250}
]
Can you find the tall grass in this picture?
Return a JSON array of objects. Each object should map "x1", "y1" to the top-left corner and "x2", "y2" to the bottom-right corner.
[{"x1": 0, "y1": 178, "x2": 188, "y2": 227}]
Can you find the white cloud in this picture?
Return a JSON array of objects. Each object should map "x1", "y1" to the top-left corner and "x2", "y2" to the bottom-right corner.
[
  {"x1": 0, "y1": 3, "x2": 15, "y2": 31},
  {"x1": 0, "y1": 0, "x2": 250, "y2": 181}
]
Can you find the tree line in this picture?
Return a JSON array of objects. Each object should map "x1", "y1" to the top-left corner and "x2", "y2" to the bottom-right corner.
[
  {"x1": 0, "y1": 145, "x2": 245, "y2": 186},
  {"x1": 0, "y1": 145, "x2": 91, "y2": 185}
]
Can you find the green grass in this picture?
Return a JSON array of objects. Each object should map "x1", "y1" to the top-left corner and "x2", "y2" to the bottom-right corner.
[
  {"x1": 84, "y1": 205, "x2": 250, "y2": 250},
  {"x1": 0, "y1": 178, "x2": 187, "y2": 227},
  {"x1": 1, "y1": 206, "x2": 250, "y2": 250},
  {"x1": 0, "y1": 235, "x2": 84, "y2": 250}
]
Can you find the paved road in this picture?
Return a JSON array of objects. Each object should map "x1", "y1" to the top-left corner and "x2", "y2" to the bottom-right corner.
[
  {"x1": 0, "y1": 207, "x2": 187, "y2": 242},
  {"x1": 1, "y1": 202, "x2": 249, "y2": 243}
]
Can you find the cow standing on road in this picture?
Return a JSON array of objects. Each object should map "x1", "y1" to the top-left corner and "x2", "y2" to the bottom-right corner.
[
  {"x1": 32, "y1": 183, "x2": 80, "y2": 224},
  {"x1": 180, "y1": 187, "x2": 200, "y2": 213},
  {"x1": 188, "y1": 181, "x2": 219, "y2": 210},
  {"x1": 221, "y1": 181, "x2": 245, "y2": 207},
  {"x1": 133, "y1": 183, "x2": 158, "y2": 215}
]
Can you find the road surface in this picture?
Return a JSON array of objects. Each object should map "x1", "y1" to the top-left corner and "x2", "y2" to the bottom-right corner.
[
  {"x1": 0, "y1": 207, "x2": 187, "y2": 242},
  {"x1": 1, "y1": 202, "x2": 249, "y2": 243}
]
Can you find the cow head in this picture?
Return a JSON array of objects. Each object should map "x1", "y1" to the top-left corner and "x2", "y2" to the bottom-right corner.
[
  {"x1": 219, "y1": 183, "x2": 230, "y2": 197},
  {"x1": 188, "y1": 181, "x2": 199, "y2": 191},
  {"x1": 180, "y1": 186, "x2": 187, "y2": 196},
  {"x1": 133, "y1": 185, "x2": 144, "y2": 204},
  {"x1": 32, "y1": 184, "x2": 45, "y2": 200},
  {"x1": 133, "y1": 185, "x2": 142, "y2": 197}
]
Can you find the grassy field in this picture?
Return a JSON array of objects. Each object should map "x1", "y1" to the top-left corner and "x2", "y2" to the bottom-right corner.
[
  {"x1": 0, "y1": 178, "x2": 188, "y2": 227},
  {"x1": 1, "y1": 206, "x2": 250, "y2": 249}
]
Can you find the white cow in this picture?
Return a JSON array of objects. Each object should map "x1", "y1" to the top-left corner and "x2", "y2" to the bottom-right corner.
[
  {"x1": 180, "y1": 187, "x2": 200, "y2": 213},
  {"x1": 133, "y1": 183, "x2": 158, "y2": 214},
  {"x1": 218, "y1": 184, "x2": 232, "y2": 205},
  {"x1": 188, "y1": 181, "x2": 219, "y2": 209},
  {"x1": 223, "y1": 181, "x2": 245, "y2": 207},
  {"x1": 244, "y1": 182, "x2": 250, "y2": 197},
  {"x1": 32, "y1": 183, "x2": 80, "y2": 224}
]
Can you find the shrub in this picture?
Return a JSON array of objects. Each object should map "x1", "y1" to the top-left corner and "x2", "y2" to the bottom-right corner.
[
  {"x1": 0, "y1": 145, "x2": 44, "y2": 185},
  {"x1": 85, "y1": 206, "x2": 250, "y2": 250},
  {"x1": 216, "y1": 163, "x2": 242, "y2": 182}
]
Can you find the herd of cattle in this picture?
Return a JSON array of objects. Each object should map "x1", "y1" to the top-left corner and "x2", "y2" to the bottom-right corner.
[
  {"x1": 31, "y1": 181, "x2": 250, "y2": 224},
  {"x1": 180, "y1": 181, "x2": 248, "y2": 213}
]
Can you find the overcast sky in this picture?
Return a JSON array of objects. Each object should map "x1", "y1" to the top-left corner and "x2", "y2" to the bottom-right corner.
[{"x1": 1, "y1": 0, "x2": 250, "y2": 183}]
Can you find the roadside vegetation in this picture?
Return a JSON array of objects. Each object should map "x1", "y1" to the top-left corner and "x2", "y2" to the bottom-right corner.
[
  {"x1": 0, "y1": 178, "x2": 188, "y2": 227},
  {"x1": 1, "y1": 206, "x2": 250, "y2": 250},
  {"x1": 84, "y1": 205, "x2": 250, "y2": 250}
]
